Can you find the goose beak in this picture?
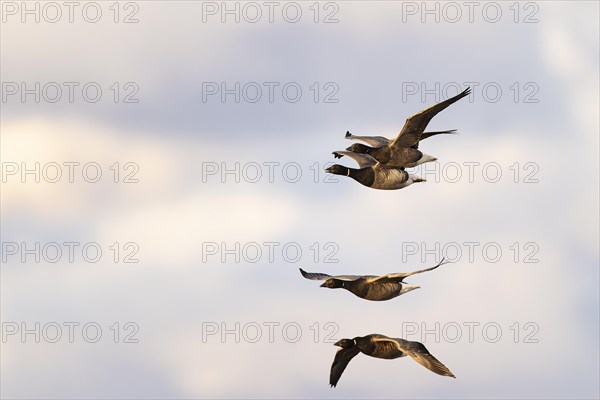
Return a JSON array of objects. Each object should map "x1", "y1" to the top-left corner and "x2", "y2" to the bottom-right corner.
[
  {"x1": 333, "y1": 340, "x2": 342, "y2": 346},
  {"x1": 320, "y1": 282, "x2": 328, "y2": 287},
  {"x1": 325, "y1": 166, "x2": 333, "y2": 173}
]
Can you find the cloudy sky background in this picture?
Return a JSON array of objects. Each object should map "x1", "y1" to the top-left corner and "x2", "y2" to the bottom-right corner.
[{"x1": 1, "y1": 1, "x2": 599, "y2": 398}]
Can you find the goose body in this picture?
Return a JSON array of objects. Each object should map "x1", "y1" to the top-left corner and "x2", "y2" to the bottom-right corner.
[
  {"x1": 330, "y1": 334, "x2": 456, "y2": 387},
  {"x1": 326, "y1": 151, "x2": 425, "y2": 190},
  {"x1": 344, "y1": 144, "x2": 437, "y2": 168},
  {"x1": 299, "y1": 259, "x2": 448, "y2": 301}
]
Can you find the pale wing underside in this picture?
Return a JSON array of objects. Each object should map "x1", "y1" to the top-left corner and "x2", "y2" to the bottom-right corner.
[
  {"x1": 393, "y1": 338, "x2": 456, "y2": 378},
  {"x1": 300, "y1": 260, "x2": 449, "y2": 283},
  {"x1": 346, "y1": 135, "x2": 390, "y2": 148},
  {"x1": 299, "y1": 268, "x2": 368, "y2": 281},
  {"x1": 332, "y1": 151, "x2": 378, "y2": 168}
]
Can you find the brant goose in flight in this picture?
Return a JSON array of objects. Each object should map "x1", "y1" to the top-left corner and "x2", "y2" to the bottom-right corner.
[
  {"x1": 325, "y1": 150, "x2": 425, "y2": 190},
  {"x1": 346, "y1": 87, "x2": 470, "y2": 167},
  {"x1": 330, "y1": 334, "x2": 456, "y2": 387},
  {"x1": 299, "y1": 259, "x2": 449, "y2": 301}
]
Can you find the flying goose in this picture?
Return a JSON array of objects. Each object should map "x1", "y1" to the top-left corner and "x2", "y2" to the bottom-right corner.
[
  {"x1": 326, "y1": 150, "x2": 425, "y2": 190},
  {"x1": 345, "y1": 129, "x2": 457, "y2": 149},
  {"x1": 299, "y1": 259, "x2": 449, "y2": 301},
  {"x1": 330, "y1": 334, "x2": 456, "y2": 387},
  {"x1": 346, "y1": 87, "x2": 470, "y2": 167}
]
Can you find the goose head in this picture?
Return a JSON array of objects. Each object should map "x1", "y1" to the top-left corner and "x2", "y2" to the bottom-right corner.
[
  {"x1": 325, "y1": 164, "x2": 349, "y2": 176},
  {"x1": 320, "y1": 278, "x2": 345, "y2": 289},
  {"x1": 334, "y1": 338, "x2": 356, "y2": 349},
  {"x1": 345, "y1": 143, "x2": 371, "y2": 154}
]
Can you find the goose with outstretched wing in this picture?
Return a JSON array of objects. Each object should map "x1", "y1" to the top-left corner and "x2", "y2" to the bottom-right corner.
[
  {"x1": 329, "y1": 334, "x2": 456, "y2": 387},
  {"x1": 346, "y1": 87, "x2": 470, "y2": 168},
  {"x1": 299, "y1": 259, "x2": 449, "y2": 301}
]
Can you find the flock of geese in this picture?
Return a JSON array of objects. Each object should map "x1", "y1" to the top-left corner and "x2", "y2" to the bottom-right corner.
[
  {"x1": 325, "y1": 87, "x2": 471, "y2": 190},
  {"x1": 300, "y1": 88, "x2": 470, "y2": 388},
  {"x1": 300, "y1": 259, "x2": 455, "y2": 387}
]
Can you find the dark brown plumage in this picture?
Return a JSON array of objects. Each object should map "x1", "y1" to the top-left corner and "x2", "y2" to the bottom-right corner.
[
  {"x1": 326, "y1": 151, "x2": 425, "y2": 190},
  {"x1": 390, "y1": 87, "x2": 470, "y2": 149},
  {"x1": 346, "y1": 87, "x2": 470, "y2": 167},
  {"x1": 299, "y1": 259, "x2": 449, "y2": 301},
  {"x1": 330, "y1": 334, "x2": 456, "y2": 387}
]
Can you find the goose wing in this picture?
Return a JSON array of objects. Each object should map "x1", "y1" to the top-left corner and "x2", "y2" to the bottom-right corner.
[
  {"x1": 367, "y1": 259, "x2": 449, "y2": 283},
  {"x1": 345, "y1": 132, "x2": 390, "y2": 148},
  {"x1": 332, "y1": 151, "x2": 378, "y2": 168},
  {"x1": 298, "y1": 268, "x2": 365, "y2": 281},
  {"x1": 412, "y1": 129, "x2": 458, "y2": 149},
  {"x1": 391, "y1": 88, "x2": 470, "y2": 149},
  {"x1": 330, "y1": 347, "x2": 360, "y2": 387},
  {"x1": 392, "y1": 338, "x2": 456, "y2": 378}
]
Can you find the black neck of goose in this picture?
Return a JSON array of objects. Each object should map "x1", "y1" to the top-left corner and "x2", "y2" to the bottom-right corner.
[
  {"x1": 348, "y1": 168, "x2": 375, "y2": 187},
  {"x1": 353, "y1": 336, "x2": 368, "y2": 348}
]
